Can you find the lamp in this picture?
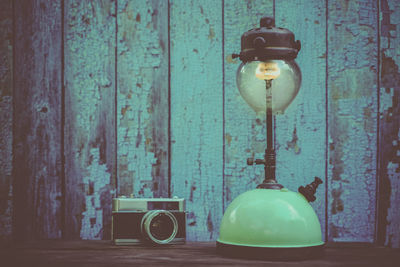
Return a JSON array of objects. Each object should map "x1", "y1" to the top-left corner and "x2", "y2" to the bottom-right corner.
[{"x1": 216, "y1": 17, "x2": 324, "y2": 260}]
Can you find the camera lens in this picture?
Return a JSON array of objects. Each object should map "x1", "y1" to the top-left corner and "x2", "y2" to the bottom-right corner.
[
  {"x1": 141, "y1": 210, "x2": 178, "y2": 245},
  {"x1": 150, "y1": 213, "x2": 174, "y2": 240}
]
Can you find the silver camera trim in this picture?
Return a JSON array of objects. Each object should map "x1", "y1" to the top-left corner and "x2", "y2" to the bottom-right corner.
[{"x1": 113, "y1": 197, "x2": 185, "y2": 212}]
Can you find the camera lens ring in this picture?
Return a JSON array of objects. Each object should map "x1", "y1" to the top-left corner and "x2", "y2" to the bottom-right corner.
[{"x1": 141, "y1": 210, "x2": 178, "y2": 245}]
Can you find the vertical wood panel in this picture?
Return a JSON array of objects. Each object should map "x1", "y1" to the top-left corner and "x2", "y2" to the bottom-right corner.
[
  {"x1": 13, "y1": 0, "x2": 63, "y2": 240},
  {"x1": 223, "y1": 0, "x2": 274, "y2": 210},
  {"x1": 377, "y1": 0, "x2": 400, "y2": 248},
  {"x1": 170, "y1": 0, "x2": 223, "y2": 241},
  {"x1": 327, "y1": 0, "x2": 378, "y2": 242},
  {"x1": 275, "y1": 0, "x2": 327, "y2": 240},
  {"x1": 0, "y1": 0, "x2": 13, "y2": 241},
  {"x1": 64, "y1": 0, "x2": 116, "y2": 239},
  {"x1": 117, "y1": 0, "x2": 169, "y2": 198}
]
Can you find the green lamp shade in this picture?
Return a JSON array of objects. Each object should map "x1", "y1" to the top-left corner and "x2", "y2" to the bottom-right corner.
[{"x1": 217, "y1": 188, "x2": 324, "y2": 259}]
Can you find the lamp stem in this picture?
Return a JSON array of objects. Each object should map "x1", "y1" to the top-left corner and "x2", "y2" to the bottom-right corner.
[
  {"x1": 249, "y1": 80, "x2": 282, "y2": 189},
  {"x1": 256, "y1": 80, "x2": 281, "y2": 189},
  {"x1": 265, "y1": 80, "x2": 273, "y2": 152}
]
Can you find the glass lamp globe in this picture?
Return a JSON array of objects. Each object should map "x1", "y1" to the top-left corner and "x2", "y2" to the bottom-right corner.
[{"x1": 237, "y1": 59, "x2": 301, "y2": 114}]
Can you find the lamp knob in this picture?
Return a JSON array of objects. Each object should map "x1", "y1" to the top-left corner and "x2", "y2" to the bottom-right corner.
[
  {"x1": 260, "y1": 17, "x2": 275, "y2": 28},
  {"x1": 247, "y1": 158, "x2": 265, "y2": 165},
  {"x1": 295, "y1": 40, "x2": 301, "y2": 52},
  {"x1": 231, "y1": 53, "x2": 240, "y2": 59},
  {"x1": 298, "y1": 177, "x2": 323, "y2": 202}
]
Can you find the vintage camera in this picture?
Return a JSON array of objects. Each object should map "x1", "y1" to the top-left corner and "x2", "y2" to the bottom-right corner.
[{"x1": 112, "y1": 196, "x2": 186, "y2": 245}]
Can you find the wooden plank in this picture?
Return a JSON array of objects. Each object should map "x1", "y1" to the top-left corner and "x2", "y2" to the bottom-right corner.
[
  {"x1": 377, "y1": 0, "x2": 400, "y2": 248},
  {"x1": 170, "y1": 0, "x2": 223, "y2": 241},
  {"x1": 64, "y1": 0, "x2": 116, "y2": 239},
  {"x1": 274, "y1": 0, "x2": 327, "y2": 241},
  {"x1": 117, "y1": 0, "x2": 169, "y2": 198},
  {"x1": 2, "y1": 241, "x2": 400, "y2": 266},
  {"x1": 13, "y1": 0, "x2": 63, "y2": 240},
  {"x1": 0, "y1": 0, "x2": 13, "y2": 241},
  {"x1": 327, "y1": 0, "x2": 378, "y2": 242},
  {"x1": 223, "y1": 0, "x2": 274, "y2": 210}
]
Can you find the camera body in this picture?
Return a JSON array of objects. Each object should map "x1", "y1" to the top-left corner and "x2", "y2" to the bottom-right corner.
[{"x1": 112, "y1": 196, "x2": 186, "y2": 245}]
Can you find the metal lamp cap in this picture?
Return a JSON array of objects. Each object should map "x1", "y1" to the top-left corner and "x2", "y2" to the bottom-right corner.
[{"x1": 237, "y1": 17, "x2": 301, "y2": 62}]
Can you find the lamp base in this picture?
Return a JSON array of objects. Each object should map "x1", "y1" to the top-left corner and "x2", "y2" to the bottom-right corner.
[{"x1": 216, "y1": 241, "x2": 324, "y2": 261}]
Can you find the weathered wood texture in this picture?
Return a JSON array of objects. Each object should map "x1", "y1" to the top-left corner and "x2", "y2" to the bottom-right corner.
[
  {"x1": 13, "y1": 0, "x2": 63, "y2": 240},
  {"x1": 117, "y1": 0, "x2": 169, "y2": 198},
  {"x1": 377, "y1": 0, "x2": 400, "y2": 248},
  {"x1": 0, "y1": 0, "x2": 13, "y2": 241},
  {"x1": 170, "y1": 0, "x2": 223, "y2": 241},
  {"x1": 2, "y1": 241, "x2": 400, "y2": 267},
  {"x1": 275, "y1": 0, "x2": 327, "y2": 240},
  {"x1": 64, "y1": 0, "x2": 116, "y2": 239},
  {"x1": 327, "y1": 0, "x2": 378, "y2": 242},
  {"x1": 223, "y1": 0, "x2": 274, "y2": 210},
  {"x1": 2, "y1": 0, "x2": 400, "y2": 247}
]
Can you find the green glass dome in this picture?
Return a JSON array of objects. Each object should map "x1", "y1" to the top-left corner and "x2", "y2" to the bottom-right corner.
[{"x1": 217, "y1": 188, "x2": 324, "y2": 259}]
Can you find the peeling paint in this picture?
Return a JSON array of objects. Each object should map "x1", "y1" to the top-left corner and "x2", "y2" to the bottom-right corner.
[
  {"x1": 208, "y1": 26, "x2": 215, "y2": 40},
  {"x1": 80, "y1": 148, "x2": 115, "y2": 240},
  {"x1": 331, "y1": 188, "x2": 344, "y2": 214},
  {"x1": 117, "y1": 0, "x2": 168, "y2": 198},
  {"x1": 189, "y1": 184, "x2": 196, "y2": 202},
  {"x1": 328, "y1": 0, "x2": 377, "y2": 242},
  {"x1": 286, "y1": 126, "x2": 301, "y2": 154},
  {"x1": 377, "y1": 0, "x2": 400, "y2": 246},
  {"x1": 330, "y1": 223, "x2": 350, "y2": 239},
  {"x1": 65, "y1": 0, "x2": 116, "y2": 239},
  {"x1": 225, "y1": 133, "x2": 232, "y2": 146},
  {"x1": 385, "y1": 162, "x2": 400, "y2": 247}
]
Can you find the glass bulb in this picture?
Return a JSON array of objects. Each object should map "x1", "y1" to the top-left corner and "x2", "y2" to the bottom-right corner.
[
  {"x1": 255, "y1": 61, "x2": 281, "y2": 80},
  {"x1": 236, "y1": 60, "x2": 301, "y2": 114}
]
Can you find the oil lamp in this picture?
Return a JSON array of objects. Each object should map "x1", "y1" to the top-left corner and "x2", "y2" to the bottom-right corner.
[{"x1": 216, "y1": 17, "x2": 324, "y2": 260}]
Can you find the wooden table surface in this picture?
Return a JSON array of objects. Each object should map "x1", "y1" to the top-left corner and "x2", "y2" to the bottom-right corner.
[{"x1": 1, "y1": 241, "x2": 399, "y2": 267}]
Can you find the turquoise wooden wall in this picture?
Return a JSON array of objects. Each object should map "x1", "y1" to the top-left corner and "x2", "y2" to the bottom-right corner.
[{"x1": 0, "y1": 0, "x2": 399, "y2": 247}]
